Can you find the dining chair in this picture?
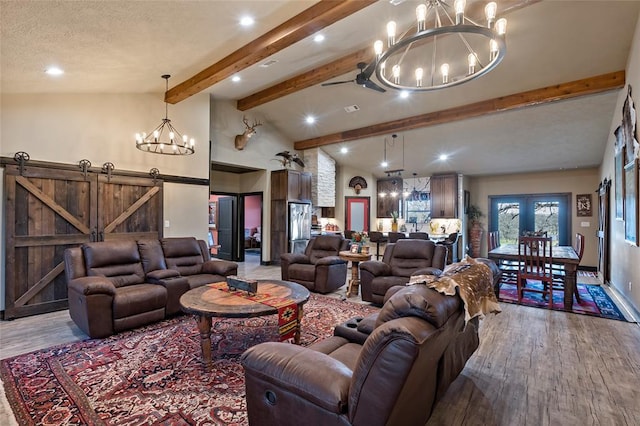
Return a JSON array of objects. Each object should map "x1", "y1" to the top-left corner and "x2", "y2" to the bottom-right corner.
[
  {"x1": 368, "y1": 231, "x2": 388, "y2": 260},
  {"x1": 551, "y1": 232, "x2": 584, "y2": 303},
  {"x1": 387, "y1": 232, "x2": 406, "y2": 243},
  {"x1": 487, "y1": 230, "x2": 499, "y2": 251},
  {"x1": 488, "y1": 230, "x2": 517, "y2": 286},
  {"x1": 408, "y1": 232, "x2": 429, "y2": 240},
  {"x1": 518, "y1": 236, "x2": 554, "y2": 308}
]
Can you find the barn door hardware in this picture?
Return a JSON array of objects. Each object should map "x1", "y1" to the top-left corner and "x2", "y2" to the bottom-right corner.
[
  {"x1": 78, "y1": 159, "x2": 92, "y2": 180},
  {"x1": 149, "y1": 168, "x2": 160, "y2": 184},
  {"x1": 13, "y1": 151, "x2": 30, "y2": 176},
  {"x1": 101, "y1": 162, "x2": 115, "y2": 182}
]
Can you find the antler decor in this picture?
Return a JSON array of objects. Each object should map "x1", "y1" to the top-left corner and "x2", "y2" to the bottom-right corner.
[{"x1": 234, "y1": 116, "x2": 263, "y2": 150}]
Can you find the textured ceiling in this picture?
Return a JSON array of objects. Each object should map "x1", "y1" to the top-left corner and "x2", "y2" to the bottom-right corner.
[{"x1": 2, "y1": 0, "x2": 639, "y2": 178}]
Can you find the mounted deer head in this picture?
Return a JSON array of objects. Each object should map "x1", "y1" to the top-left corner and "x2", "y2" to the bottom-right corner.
[{"x1": 234, "y1": 116, "x2": 263, "y2": 150}]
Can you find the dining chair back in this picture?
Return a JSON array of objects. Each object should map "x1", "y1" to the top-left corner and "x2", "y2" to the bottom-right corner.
[
  {"x1": 551, "y1": 232, "x2": 585, "y2": 303},
  {"x1": 487, "y1": 231, "x2": 500, "y2": 251},
  {"x1": 388, "y1": 232, "x2": 406, "y2": 243},
  {"x1": 518, "y1": 236, "x2": 554, "y2": 308},
  {"x1": 408, "y1": 232, "x2": 429, "y2": 240}
]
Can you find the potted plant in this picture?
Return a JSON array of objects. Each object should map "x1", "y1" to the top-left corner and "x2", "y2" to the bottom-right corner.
[
  {"x1": 391, "y1": 211, "x2": 399, "y2": 232},
  {"x1": 467, "y1": 204, "x2": 484, "y2": 257}
]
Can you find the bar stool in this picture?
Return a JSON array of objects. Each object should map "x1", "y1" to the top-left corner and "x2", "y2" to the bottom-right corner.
[
  {"x1": 388, "y1": 232, "x2": 406, "y2": 243},
  {"x1": 368, "y1": 231, "x2": 388, "y2": 260}
]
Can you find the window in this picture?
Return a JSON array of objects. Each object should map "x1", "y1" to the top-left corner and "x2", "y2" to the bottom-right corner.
[{"x1": 489, "y1": 194, "x2": 571, "y2": 246}]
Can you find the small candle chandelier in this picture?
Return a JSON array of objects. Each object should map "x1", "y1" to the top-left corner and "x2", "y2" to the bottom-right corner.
[
  {"x1": 371, "y1": 0, "x2": 507, "y2": 92},
  {"x1": 135, "y1": 75, "x2": 195, "y2": 155}
]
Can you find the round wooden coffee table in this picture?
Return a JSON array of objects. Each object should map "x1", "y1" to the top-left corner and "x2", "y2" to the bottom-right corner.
[{"x1": 180, "y1": 280, "x2": 310, "y2": 370}]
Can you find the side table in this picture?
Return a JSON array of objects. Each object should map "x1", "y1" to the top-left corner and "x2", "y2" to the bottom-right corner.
[{"x1": 339, "y1": 250, "x2": 372, "y2": 297}]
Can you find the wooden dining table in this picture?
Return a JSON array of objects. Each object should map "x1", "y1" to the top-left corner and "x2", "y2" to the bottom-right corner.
[{"x1": 488, "y1": 244, "x2": 580, "y2": 311}]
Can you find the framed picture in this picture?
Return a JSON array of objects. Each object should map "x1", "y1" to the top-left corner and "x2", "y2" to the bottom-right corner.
[
  {"x1": 576, "y1": 194, "x2": 592, "y2": 217},
  {"x1": 464, "y1": 190, "x2": 470, "y2": 214},
  {"x1": 350, "y1": 244, "x2": 360, "y2": 253},
  {"x1": 208, "y1": 201, "x2": 217, "y2": 228},
  {"x1": 615, "y1": 146, "x2": 625, "y2": 220},
  {"x1": 624, "y1": 159, "x2": 638, "y2": 245}
]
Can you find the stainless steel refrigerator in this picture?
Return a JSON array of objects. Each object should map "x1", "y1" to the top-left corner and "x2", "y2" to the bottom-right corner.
[{"x1": 289, "y1": 202, "x2": 311, "y2": 254}]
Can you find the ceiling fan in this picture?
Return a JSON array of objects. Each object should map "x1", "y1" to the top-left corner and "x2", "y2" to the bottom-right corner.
[{"x1": 321, "y1": 62, "x2": 386, "y2": 93}]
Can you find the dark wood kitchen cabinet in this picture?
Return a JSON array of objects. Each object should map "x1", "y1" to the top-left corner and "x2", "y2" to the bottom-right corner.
[
  {"x1": 430, "y1": 173, "x2": 458, "y2": 218},
  {"x1": 272, "y1": 169, "x2": 312, "y2": 203}
]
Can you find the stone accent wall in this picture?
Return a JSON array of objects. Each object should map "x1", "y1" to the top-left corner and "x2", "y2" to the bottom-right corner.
[{"x1": 304, "y1": 148, "x2": 335, "y2": 207}]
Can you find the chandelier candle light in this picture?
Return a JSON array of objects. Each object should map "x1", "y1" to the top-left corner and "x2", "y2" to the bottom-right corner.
[
  {"x1": 372, "y1": 0, "x2": 507, "y2": 92},
  {"x1": 136, "y1": 75, "x2": 195, "y2": 155}
]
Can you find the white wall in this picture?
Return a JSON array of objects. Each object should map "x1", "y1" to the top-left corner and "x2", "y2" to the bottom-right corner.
[
  {"x1": 600, "y1": 8, "x2": 640, "y2": 313},
  {"x1": 1, "y1": 92, "x2": 211, "y2": 309}
]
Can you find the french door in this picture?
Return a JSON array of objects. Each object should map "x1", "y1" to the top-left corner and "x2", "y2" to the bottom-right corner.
[{"x1": 489, "y1": 193, "x2": 571, "y2": 246}]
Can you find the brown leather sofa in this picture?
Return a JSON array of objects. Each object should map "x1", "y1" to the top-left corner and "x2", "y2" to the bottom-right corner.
[
  {"x1": 280, "y1": 235, "x2": 350, "y2": 293},
  {"x1": 64, "y1": 237, "x2": 237, "y2": 338},
  {"x1": 241, "y1": 283, "x2": 480, "y2": 426},
  {"x1": 359, "y1": 239, "x2": 447, "y2": 304}
]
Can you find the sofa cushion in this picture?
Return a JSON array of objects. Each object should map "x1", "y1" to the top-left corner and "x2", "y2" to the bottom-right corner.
[
  {"x1": 83, "y1": 240, "x2": 145, "y2": 288},
  {"x1": 112, "y1": 283, "x2": 167, "y2": 319},
  {"x1": 375, "y1": 285, "x2": 461, "y2": 329},
  {"x1": 288, "y1": 263, "x2": 317, "y2": 282},
  {"x1": 161, "y1": 237, "x2": 205, "y2": 276},
  {"x1": 137, "y1": 239, "x2": 167, "y2": 273}
]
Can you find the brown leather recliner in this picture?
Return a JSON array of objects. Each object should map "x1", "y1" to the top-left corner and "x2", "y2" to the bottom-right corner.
[
  {"x1": 64, "y1": 240, "x2": 168, "y2": 339},
  {"x1": 359, "y1": 239, "x2": 447, "y2": 304},
  {"x1": 241, "y1": 283, "x2": 479, "y2": 426},
  {"x1": 64, "y1": 237, "x2": 238, "y2": 338},
  {"x1": 280, "y1": 235, "x2": 350, "y2": 293}
]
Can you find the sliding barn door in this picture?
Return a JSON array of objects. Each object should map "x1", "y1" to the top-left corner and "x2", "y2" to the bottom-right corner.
[
  {"x1": 4, "y1": 166, "x2": 163, "y2": 319},
  {"x1": 97, "y1": 175, "x2": 163, "y2": 242},
  {"x1": 4, "y1": 166, "x2": 97, "y2": 318}
]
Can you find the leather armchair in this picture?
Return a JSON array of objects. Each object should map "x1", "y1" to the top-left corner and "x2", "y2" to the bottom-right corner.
[
  {"x1": 241, "y1": 283, "x2": 478, "y2": 426},
  {"x1": 281, "y1": 235, "x2": 350, "y2": 293},
  {"x1": 360, "y1": 239, "x2": 447, "y2": 304}
]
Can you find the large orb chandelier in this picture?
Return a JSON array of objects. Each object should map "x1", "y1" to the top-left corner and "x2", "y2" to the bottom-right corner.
[
  {"x1": 372, "y1": 0, "x2": 507, "y2": 92},
  {"x1": 135, "y1": 75, "x2": 195, "y2": 155}
]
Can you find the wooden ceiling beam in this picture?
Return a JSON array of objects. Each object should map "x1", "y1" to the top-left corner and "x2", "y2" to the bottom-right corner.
[
  {"x1": 237, "y1": 47, "x2": 373, "y2": 111},
  {"x1": 294, "y1": 70, "x2": 626, "y2": 150},
  {"x1": 237, "y1": 0, "x2": 541, "y2": 111},
  {"x1": 165, "y1": 0, "x2": 377, "y2": 104}
]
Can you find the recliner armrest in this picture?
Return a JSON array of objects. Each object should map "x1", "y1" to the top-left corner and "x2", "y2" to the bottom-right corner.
[
  {"x1": 68, "y1": 276, "x2": 116, "y2": 296},
  {"x1": 280, "y1": 253, "x2": 310, "y2": 264},
  {"x1": 315, "y1": 256, "x2": 346, "y2": 266},
  {"x1": 146, "y1": 269, "x2": 181, "y2": 281},
  {"x1": 359, "y1": 260, "x2": 391, "y2": 276},
  {"x1": 241, "y1": 342, "x2": 351, "y2": 414},
  {"x1": 201, "y1": 259, "x2": 238, "y2": 276},
  {"x1": 411, "y1": 267, "x2": 443, "y2": 277}
]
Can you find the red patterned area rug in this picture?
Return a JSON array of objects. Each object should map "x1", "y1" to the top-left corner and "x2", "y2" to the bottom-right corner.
[
  {"x1": 1, "y1": 294, "x2": 378, "y2": 425},
  {"x1": 499, "y1": 281, "x2": 627, "y2": 321}
]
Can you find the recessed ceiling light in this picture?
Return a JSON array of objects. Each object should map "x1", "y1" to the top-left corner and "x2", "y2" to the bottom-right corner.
[
  {"x1": 399, "y1": 90, "x2": 409, "y2": 99},
  {"x1": 340, "y1": 147, "x2": 348, "y2": 154},
  {"x1": 313, "y1": 34, "x2": 325, "y2": 43},
  {"x1": 305, "y1": 115, "x2": 316, "y2": 124},
  {"x1": 240, "y1": 16, "x2": 254, "y2": 27},
  {"x1": 231, "y1": 75, "x2": 241, "y2": 82},
  {"x1": 381, "y1": 161, "x2": 389, "y2": 168},
  {"x1": 439, "y1": 154, "x2": 449, "y2": 161},
  {"x1": 45, "y1": 66, "x2": 64, "y2": 76}
]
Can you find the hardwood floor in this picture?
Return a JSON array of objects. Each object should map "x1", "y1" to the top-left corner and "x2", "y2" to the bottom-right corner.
[{"x1": 1, "y1": 259, "x2": 639, "y2": 425}]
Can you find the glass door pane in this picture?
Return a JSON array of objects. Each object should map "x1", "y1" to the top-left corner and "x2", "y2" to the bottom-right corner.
[
  {"x1": 532, "y1": 200, "x2": 560, "y2": 245},
  {"x1": 496, "y1": 201, "x2": 521, "y2": 244}
]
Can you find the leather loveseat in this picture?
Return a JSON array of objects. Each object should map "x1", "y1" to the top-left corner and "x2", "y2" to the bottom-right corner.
[
  {"x1": 359, "y1": 239, "x2": 447, "y2": 304},
  {"x1": 64, "y1": 237, "x2": 237, "y2": 338},
  {"x1": 280, "y1": 235, "x2": 351, "y2": 293},
  {"x1": 241, "y1": 282, "x2": 482, "y2": 426}
]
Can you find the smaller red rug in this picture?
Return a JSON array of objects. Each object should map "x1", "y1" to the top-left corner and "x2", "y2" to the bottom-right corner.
[{"x1": 499, "y1": 281, "x2": 626, "y2": 321}]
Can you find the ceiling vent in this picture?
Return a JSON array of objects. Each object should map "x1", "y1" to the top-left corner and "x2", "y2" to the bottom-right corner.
[
  {"x1": 259, "y1": 59, "x2": 278, "y2": 68},
  {"x1": 344, "y1": 105, "x2": 360, "y2": 113}
]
